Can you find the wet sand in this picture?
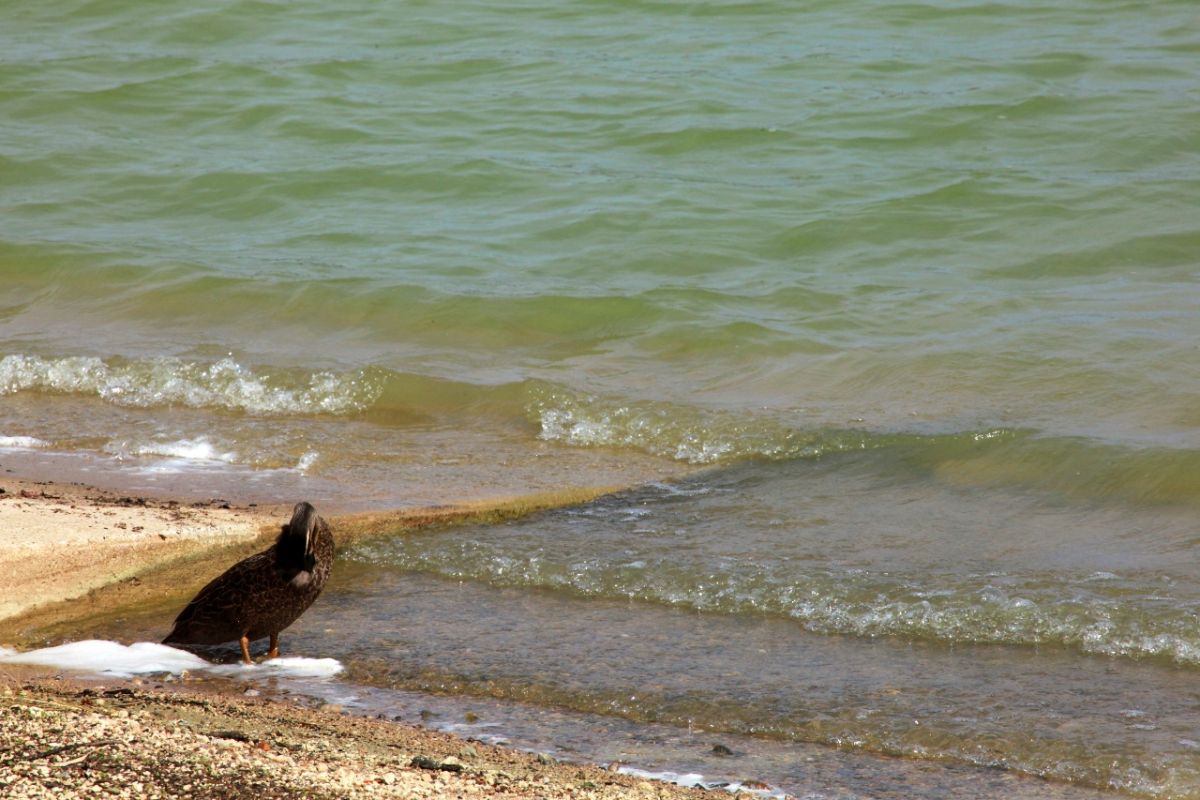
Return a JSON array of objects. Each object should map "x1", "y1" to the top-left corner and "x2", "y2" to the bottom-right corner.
[
  {"x1": 0, "y1": 477, "x2": 274, "y2": 624},
  {"x1": 0, "y1": 474, "x2": 615, "y2": 636}
]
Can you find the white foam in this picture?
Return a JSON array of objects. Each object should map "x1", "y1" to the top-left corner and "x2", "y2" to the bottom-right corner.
[
  {"x1": 295, "y1": 450, "x2": 319, "y2": 472},
  {"x1": 106, "y1": 436, "x2": 243, "y2": 476},
  {"x1": 208, "y1": 656, "x2": 343, "y2": 679},
  {"x1": 0, "y1": 435, "x2": 49, "y2": 449},
  {"x1": 534, "y1": 398, "x2": 743, "y2": 464},
  {"x1": 134, "y1": 437, "x2": 237, "y2": 463},
  {"x1": 617, "y1": 766, "x2": 788, "y2": 798},
  {"x1": 0, "y1": 354, "x2": 379, "y2": 416},
  {"x1": 1087, "y1": 571, "x2": 1120, "y2": 582},
  {"x1": 618, "y1": 766, "x2": 707, "y2": 787},
  {"x1": 0, "y1": 640, "x2": 342, "y2": 680},
  {"x1": 648, "y1": 482, "x2": 712, "y2": 498},
  {"x1": 0, "y1": 640, "x2": 209, "y2": 677}
]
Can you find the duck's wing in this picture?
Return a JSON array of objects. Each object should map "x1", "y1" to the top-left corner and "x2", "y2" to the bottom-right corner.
[{"x1": 163, "y1": 550, "x2": 274, "y2": 645}]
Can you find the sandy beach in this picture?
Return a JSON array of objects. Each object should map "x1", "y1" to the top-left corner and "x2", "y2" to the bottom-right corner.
[{"x1": 0, "y1": 477, "x2": 276, "y2": 623}]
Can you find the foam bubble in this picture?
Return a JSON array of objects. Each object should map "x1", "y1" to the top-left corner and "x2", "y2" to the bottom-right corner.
[
  {"x1": 134, "y1": 438, "x2": 237, "y2": 463},
  {"x1": 617, "y1": 766, "x2": 787, "y2": 798},
  {"x1": 0, "y1": 640, "x2": 209, "y2": 677},
  {"x1": 528, "y1": 387, "x2": 873, "y2": 464},
  {"x1": 0, "y1": 640, "x2": 343, "y2": 680},
  {"x1": 0, "y1": 435, "x2": 49, "y2": 449},
  {"x1": 208, "y1": 656, "x2": 343, "y2": 679},
  {"x1": 295, "y1": 450, "x2": 319, "y2": 472},
  {"x1": 0, "y1": 354, "x2": 380, "y2": 416}
]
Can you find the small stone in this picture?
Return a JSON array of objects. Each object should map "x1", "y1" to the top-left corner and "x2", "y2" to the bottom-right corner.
[
  {"x1": 537, "y1": 752, "x2": 556, "y2": 765},
  {"x1": 381, "y1": 772, "x2": 396, "y2": 785}
]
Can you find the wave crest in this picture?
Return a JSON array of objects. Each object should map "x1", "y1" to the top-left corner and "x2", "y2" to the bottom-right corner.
[
  {"x1": 528, "y1": 388, "x2": 882, "y2": 464},
  {"x1": 351, "y1": 535, "x2": 1200, "y2": 668},
  {"x1": 0, "y1": 354, "x2": 381, "y2": 415}
]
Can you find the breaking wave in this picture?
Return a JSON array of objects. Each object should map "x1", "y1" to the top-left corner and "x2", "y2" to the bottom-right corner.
[
  {"x1": 350, "y1": 538, "x2": 1200, "y2": 668},
  {"x1": 0, "y1": 354, "x2": 381, "y2": 415}
]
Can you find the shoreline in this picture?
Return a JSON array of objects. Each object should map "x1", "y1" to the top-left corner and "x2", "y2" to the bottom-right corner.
[
  {"x1": 0, "y1": 473, "x2": 1125, "y2": 800},
  {"x1": 0, "y1": 473, "x2": 619, "y2": 639},
  {"x1": 0, "y1": 473, "x2": 721, "y2": 800}
]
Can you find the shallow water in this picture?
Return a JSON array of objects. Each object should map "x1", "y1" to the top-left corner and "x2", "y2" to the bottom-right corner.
[
  {"x1": 39, "y1": 461, "x2": 1200, "y2": 797},
  {"x1": 3, "y1": 0, "x2": 1200, "y2": 796},
  {"x1": 331, "y1": 467, "x2": 1200, "y2": 797}
]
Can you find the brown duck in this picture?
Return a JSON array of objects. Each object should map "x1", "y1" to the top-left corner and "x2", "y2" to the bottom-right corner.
[{"x1": 163, "y1": 501, "x2": 334, "y2": 664}]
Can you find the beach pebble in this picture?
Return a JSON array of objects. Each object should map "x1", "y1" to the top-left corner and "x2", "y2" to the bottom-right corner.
[{"x1": 2, "y1": 675, "x2": 710, "y2": 800}]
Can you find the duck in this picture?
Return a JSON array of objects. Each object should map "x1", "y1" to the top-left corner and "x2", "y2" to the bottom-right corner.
[{"x1": 163, "y1": 501, "x2": 334, "y2": 664}]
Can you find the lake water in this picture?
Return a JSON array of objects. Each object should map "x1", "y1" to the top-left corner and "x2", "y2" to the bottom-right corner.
[{"x1": 2, "y1": 0, "x2": 1199, "y2": 796}]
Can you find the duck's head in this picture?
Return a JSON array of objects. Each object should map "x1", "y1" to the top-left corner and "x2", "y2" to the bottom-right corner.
[{"x1": 279, "y1": 501, "x2": 321, "y2": 577}]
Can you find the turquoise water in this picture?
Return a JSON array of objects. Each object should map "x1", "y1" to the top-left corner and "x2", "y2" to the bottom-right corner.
[{"x1": 3, "y1": 0, "x2": 1200, "y2": 796}]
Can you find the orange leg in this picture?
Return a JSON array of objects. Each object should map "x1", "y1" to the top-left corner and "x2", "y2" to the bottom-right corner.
[
  {"x1": 239, "y1": 635, "x2": 252, "y2": 665},
  {"x1": 268, "y1": 632, "x2": 280, "y2": 659}
]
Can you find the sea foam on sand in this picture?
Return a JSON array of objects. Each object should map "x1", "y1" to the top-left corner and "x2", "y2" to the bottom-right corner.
[
  {"x1": 0, "y1": 640, "x2": 342, "y2": 680},
  {"x1": 617, "y1": 766, "x2": 787, "y2": 799}
]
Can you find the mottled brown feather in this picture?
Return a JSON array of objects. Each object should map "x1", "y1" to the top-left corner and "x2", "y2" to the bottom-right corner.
[{"x1": 163, "y1": 502, "x2": 334, "y2": 649}]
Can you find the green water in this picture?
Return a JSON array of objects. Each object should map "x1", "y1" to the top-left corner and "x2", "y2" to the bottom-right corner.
[
  {"x1": 3, "y1": 0, "x2": 1200, "y2": 796},
  {"x1": 3, "y1": 0, "x2": 1199, "y2": 451}
]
